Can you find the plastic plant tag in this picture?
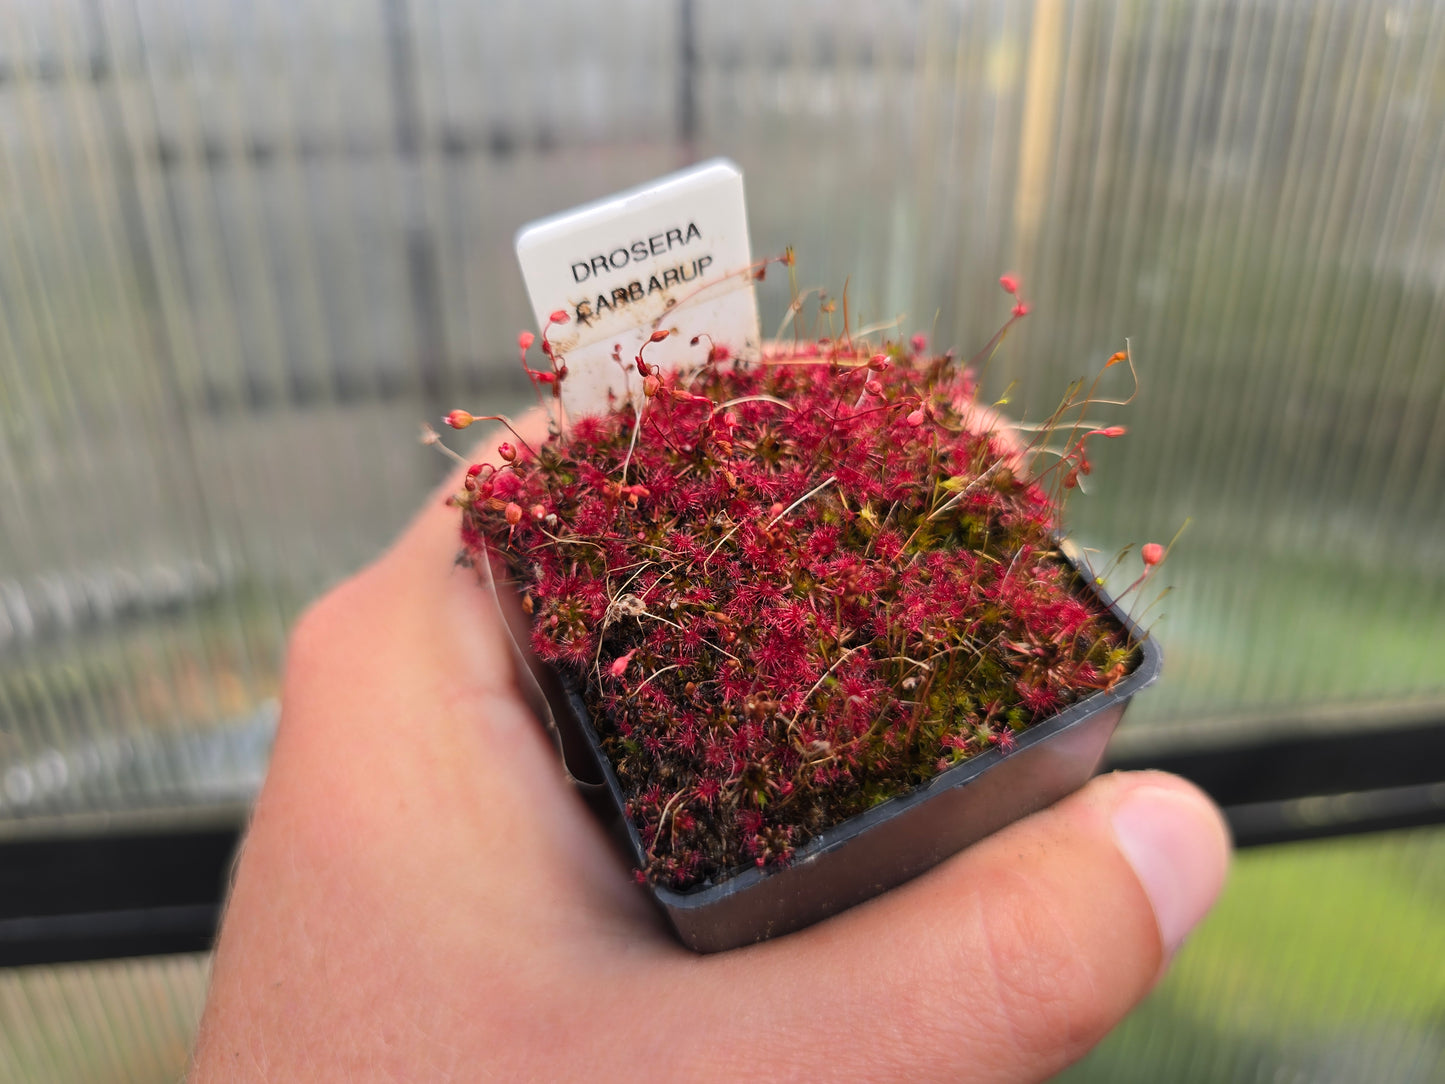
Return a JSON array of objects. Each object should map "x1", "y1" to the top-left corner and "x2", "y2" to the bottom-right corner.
[{"x1": 515, "y1": 158, "x2": 761, "y2": 417}]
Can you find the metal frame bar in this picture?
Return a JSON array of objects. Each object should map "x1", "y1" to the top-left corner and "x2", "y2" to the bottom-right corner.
[{"x1": 2, "y1": 716, "x2": 1442, "y2": 967}]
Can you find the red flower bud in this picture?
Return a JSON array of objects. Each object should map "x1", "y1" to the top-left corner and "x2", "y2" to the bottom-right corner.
[
  {"x1": 868, "y1": 353, "x2": 889, "y2": 372},
  {"x1": 1141, "y1": 542, "x2": 1165, "y2": 566},
  {"x1": 533, "y1": 371, "x2": 556, "y2": 384},
  {"x1": 504, "y1": 502, "x2": 523, "y2": 526},
  {"x1": 910, "y1": 333, "x2": 927, "y2": 354},
  {"x1": 609, "y1": 649, "x2": 637, "y2": 679},
  {"x1": 907, "y1": 408, "x2": 926, "y2": 427},
  {"x1": 865, "y1": 379, "x2": 884, "y2": 397},
  {"x1": 1087, "y1": 426, "x2": 1127, "y2": 438},
  {"x1": 444, "y1": 409, "x2": 473, "y2": 429},
  {"x1": 648, "y1": 329, "x2": 670, "y2": 343},
  {"x1": 517, "y1": 330, "x2": 535, "y2": 351},
  {"x1": 643, "y1": 374, "x2": 661, "y2": 398},
  {"x1": 498, "y1": 441, "x2": 516, "y2": 462},
  {"x1": 466, "y1": 463, "x2": 484, "y2": 478},
  {"x1": 999, "y1": 273, "x2": 1020, "y2": 295},
  {"x1": 1012, "y1": 301, "x2": 1030, "y2": 318},
  {"x1": 548, "y1": 309, "x2": 569, "y2": 325}
]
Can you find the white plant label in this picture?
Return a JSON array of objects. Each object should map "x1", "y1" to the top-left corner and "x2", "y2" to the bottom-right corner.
[{"x1": 515, "y1": 158, "x2": 760, "y2": 417}]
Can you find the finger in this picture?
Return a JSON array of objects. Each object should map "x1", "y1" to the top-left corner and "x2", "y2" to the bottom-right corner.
[
  {"x1": 680, "y1": 770, "x2": 1230, "y2": 1083},
  {"x1": 236, "y1": 574, "x2": 659, "y2": 967},
  {"x1": 252, "y1": 403, "x2": 651, "y2": 928}
]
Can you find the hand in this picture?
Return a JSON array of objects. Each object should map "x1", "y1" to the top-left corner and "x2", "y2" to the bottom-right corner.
[{"x1": 191, "y1": 416, "x2": 1230, "y2": 1083}]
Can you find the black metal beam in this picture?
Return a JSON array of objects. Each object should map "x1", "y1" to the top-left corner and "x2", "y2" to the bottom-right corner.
[
  {"x1": 1102, "y1": 715, "x2": 1445, "y2": 805},
  {"x1": 0, "y1": 828, "x2": 236, "y2": 966},
  {"x1": 2, "y1": 716, "x2": 1442, "y2": 967}
]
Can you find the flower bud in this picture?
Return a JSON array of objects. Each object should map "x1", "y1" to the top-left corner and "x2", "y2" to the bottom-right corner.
[
  {"x1": 648, "y1": 329, "x2": 670, "y2": 343},
  {"x1": 517, "y1": 330, "x2": 535, "y2": 352},
  {"x1": 1012, "y1": 301, "x2": 1030, "y2": 318},
  {"x1": 910, "y1": 333, "x2": 928, "y2": 354},
  {"x1": 548, "y1": 309, "x2": 569, "y2": 325},
  {"x1": 643, "y1": 374, "x2": 661, "y2": 398},
  {"x1": 504, "y1": 502, "x2": 523, "y2": 526},
  {"x1": 865, "y1": 379, "x2": 884, "y2": 397},
  {"x1": 498, "y1": 441, "x2": 516, "y2": 462},
  {"x1": 906, "y1": 408, "x2": 926, "y2": 427},
  {"x1": 1141, "y1": 542, "x2": 1165, "y2": 566},
  {"x1": 999, "y1": 274, "x2": 1020, "y2": 295},
  {"x1": 868, "y1": 353, "x2": 890, "y2": 372},
  {"x1": 444, "y1": 409, "x2": 473, "y2": 429}
]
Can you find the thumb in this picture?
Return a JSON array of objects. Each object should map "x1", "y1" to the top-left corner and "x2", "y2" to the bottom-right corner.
[{"x1": 685, "y1": 770, "x2": 1230, "y2": 1083}]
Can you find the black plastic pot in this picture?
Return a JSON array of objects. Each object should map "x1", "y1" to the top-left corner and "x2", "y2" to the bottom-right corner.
[{"x1": 536, "y1": 545, "x2": 1162, "y2": 953}]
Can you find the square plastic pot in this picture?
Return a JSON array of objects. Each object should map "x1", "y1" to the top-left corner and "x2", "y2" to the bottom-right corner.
[{"x1": 533, "y1": 546, "x2": 1163, "y2": 953}]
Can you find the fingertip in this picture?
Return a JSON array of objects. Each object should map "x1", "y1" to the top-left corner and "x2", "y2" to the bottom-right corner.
[{"x1": 1091, "y1": 770, "x2": 1232, "y2": 956}]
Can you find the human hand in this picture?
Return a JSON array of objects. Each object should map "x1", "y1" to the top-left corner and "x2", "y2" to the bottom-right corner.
[{"x1": 190, "y1": 415, "x2": 1230, "y2": 1083}]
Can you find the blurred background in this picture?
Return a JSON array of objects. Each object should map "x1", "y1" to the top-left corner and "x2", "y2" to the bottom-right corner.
[{"x1": 0, "y1": 0, "x2": 1442, "y2": 1079}]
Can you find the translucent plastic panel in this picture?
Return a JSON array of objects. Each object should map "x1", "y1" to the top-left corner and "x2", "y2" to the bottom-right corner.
[
  {"x1": 2, "y1": 3, "x2": 1442, "y2": 1080},
  {"x1": 0, "y1": 953, "x2": 206, "y2": 1083},
  {"x1": 1063, "y1": 827, "x2": 1445, "y2": 1083},
  {"x1": 0, "y1": 0, "x2": 1442, "y2": 847}
]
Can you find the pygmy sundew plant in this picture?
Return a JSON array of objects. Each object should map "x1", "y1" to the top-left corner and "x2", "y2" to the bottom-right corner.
[{"x1": 444, "y1": 270, "x2": 1163, "y2": 891}]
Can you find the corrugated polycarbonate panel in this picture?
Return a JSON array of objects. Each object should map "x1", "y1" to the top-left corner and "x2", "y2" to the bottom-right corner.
[
  {"x1": 0, "y1": 0, "x2": 1442, "y2": 1079},
  {"x1": 0, "y1": 954, "x2": 206, "y2": 1083},
  {"x1": 3, "y1": 0, "x2": 1444, "y2": 814},
  {"x1": 1064, "y1": 827, "x2": 1445, "y2": 1083}
]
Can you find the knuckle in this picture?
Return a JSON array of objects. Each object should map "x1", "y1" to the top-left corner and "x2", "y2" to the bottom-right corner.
[
  {"x1": 283, "y1": 591, "x2": 346, "y2": 679},
  {"x1": 273, "y1": 570, "x2": 384, "y2": 751},
  {"x1": 282, "y1": 566, "x2": 382, "y2": 689}
]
